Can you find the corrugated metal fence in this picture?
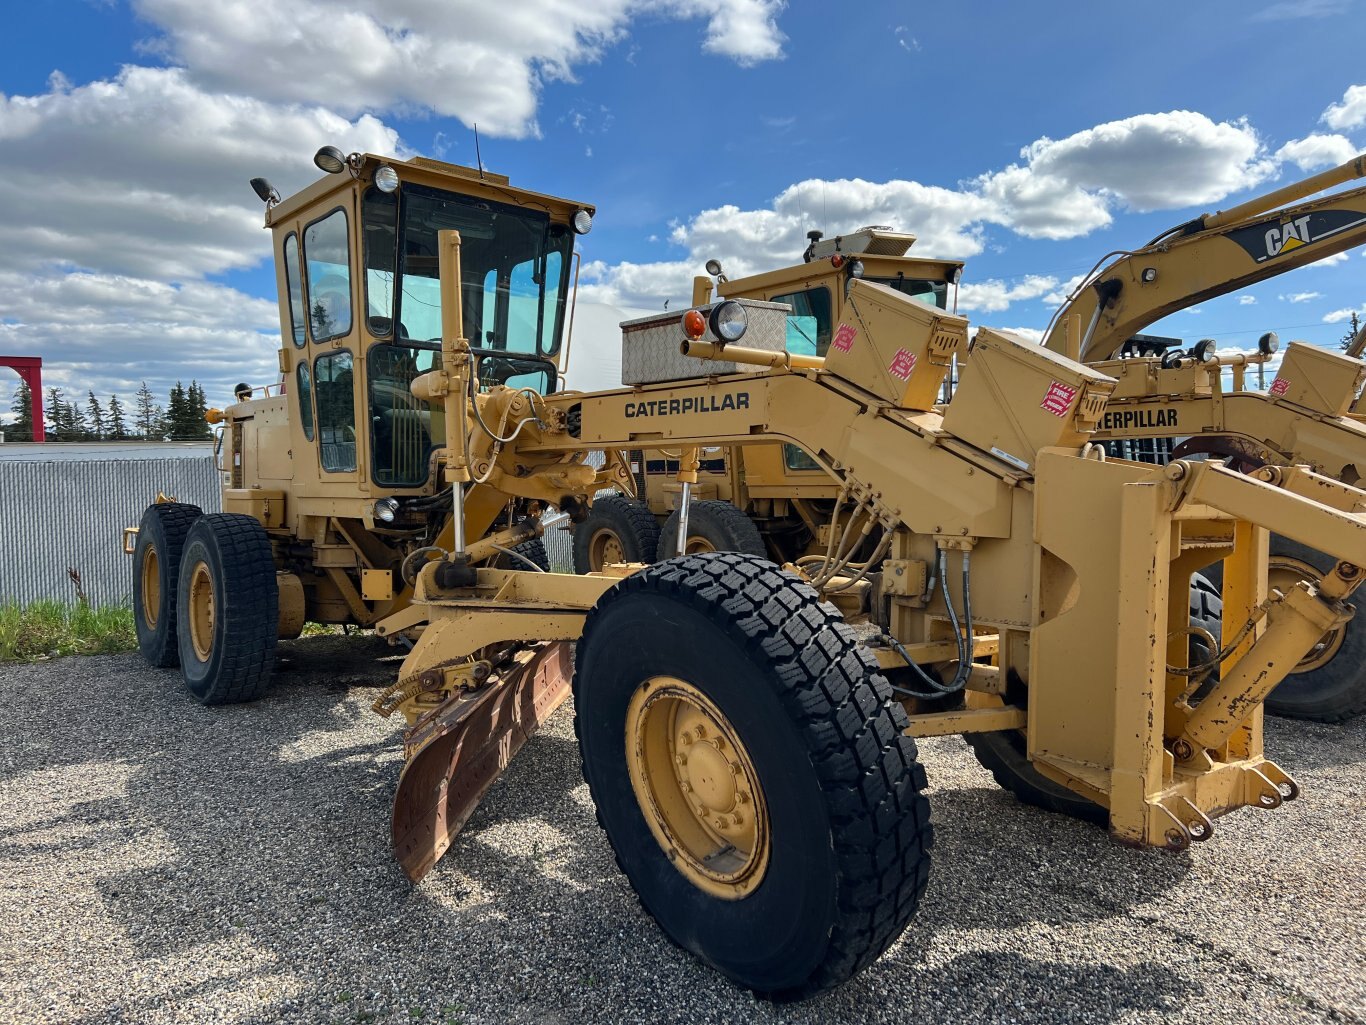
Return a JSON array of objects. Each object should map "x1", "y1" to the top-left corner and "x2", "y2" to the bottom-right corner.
[
  {"x1": 0, "y1": 452, "x2": 604, "y2": 606},
  {"x1": 0, "y1": 457, "x2": 222, "y2": 607}
]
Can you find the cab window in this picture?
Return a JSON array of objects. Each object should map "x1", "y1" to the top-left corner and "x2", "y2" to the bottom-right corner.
[
  {"x1": 315, "y1": 350, "x2": 356, "y2": 472},
  {"x1": 283, "y1": 233, "x2": 306, "y2": 347},
  {"x1": 869, "y1": 275, "x2": 949, "y2": 310},
  {"x1": 296, "y1": 361, "x2": 315, "y2": 441},
  {"x1": 362, "y1": 187, "x2": 399, "y2": 337},
  {"x1": 771, "y1": 287, "x2": 832, "y2": 357},
  {"x1": 369, "y1": 344, "x2": 444, "y2": 487},
  {"x1": 304, "y1": 208, "x2": 353, "y2": 342}
]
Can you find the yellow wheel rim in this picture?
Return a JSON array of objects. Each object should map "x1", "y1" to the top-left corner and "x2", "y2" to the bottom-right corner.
[
  {"x1": 625, "y1": 676, "x2": 770, "y2": 900},
  {"x1": 683, "y1": 535, "x2": 716, "y2": 555},
  {"x1": 1270, "y1": 556, "x2": 1345, "y2": 673},
  {"x1": 140, "y1": 543, "x2": 160, "y2": 629},
  {"x1": 589, "y1": 529, "x2": 626, "y2": 570},
  {"x1": 188, "y1": 561, "x2": 216, "y2": 662}
]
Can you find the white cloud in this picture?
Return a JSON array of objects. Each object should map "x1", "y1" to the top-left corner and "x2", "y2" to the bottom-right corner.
[
  {"x1": 0, "y1": 65, "x2": 398, "y2": 405},
  {"x1": 1322, "y1": 83, "x2": 1366, "y2": 130},
  {"x1": 1043, "y1": 275, "x2": 1087, "y2": 307},
  {"x1": 1275, "y1": 133, "x2": 1359, "y2": 171},
  {"x1": 1324, "y1": 307, "x2": 1364, "y2": 323},
  {"x1": 584, "y1": 104, "x2": 1309, "y2": 312},
  {"x1": 0, "y1": 269, "x2": 279, "y2": 407},
  {"x1": 957, "y1": 275, "x2": 1058, "y2": 313},
  {"x1": 994, "y1": 326, "x2": 1044, "y2": 343},
  {"x1": 672, "y1": 0, "x2": 788, "y2": 65},
  {"x1": 0, "y1": 65, "x2": 400, "y2": 279},
  {"x1": 1006, "y1": 111, "x2": 1276, "y2": 212},
  {"x1": 134, "y1": 0, "x2": 786, "y2": 139},
  {"x1": 1239, "y1": 295, "x2": 1257, "y2": 305},
  {"x1": 1283, "y1": 292, "x2": 1323, "y2": 303},
  {"x1": 1313, "y1": 252, "x2": 1351, "y2": 266}
]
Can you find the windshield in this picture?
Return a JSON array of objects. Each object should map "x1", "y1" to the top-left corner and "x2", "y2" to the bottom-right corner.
[
  {"x1": 363, "y1": 183, "x2": 573, "y2": 358},
  {"x1": 868, "y1": 275, "x2": 948, "y2": 310}
]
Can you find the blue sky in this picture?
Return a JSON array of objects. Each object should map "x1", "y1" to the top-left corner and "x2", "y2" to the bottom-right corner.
[{"x1": 2, "y1": 0, "x2": 1365, "y2": 418}]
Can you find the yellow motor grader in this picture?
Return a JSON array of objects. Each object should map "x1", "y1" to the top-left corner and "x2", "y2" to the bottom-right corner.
[{"x1": 129, "y1": 150, "x2": 1366, "y2": 999}]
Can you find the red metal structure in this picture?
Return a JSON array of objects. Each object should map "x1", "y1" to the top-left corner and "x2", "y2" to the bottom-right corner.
[{"x1": 0, "y1": 356, "x2": 44, "y2": 442}]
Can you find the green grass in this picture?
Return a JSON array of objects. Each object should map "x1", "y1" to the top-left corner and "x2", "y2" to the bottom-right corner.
[{"x1": 0, "y1": 600, "x2": 137, "y2": 662}]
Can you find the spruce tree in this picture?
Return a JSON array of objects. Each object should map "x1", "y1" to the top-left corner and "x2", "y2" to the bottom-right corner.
[
  {"x1": 8, "y1": 380, "x2": 33, "y2": 442},
  {"x1": 45, "y1": 387, "x2": 64, "y2": 440},
  {"x1": 135, "y1": 381, "x2": 157, "y2": 439},
  {"x1": 166, "y1": 381, "x2": 189, "y2": 439},
  {"x1": 86, "y1": 391, "x2": 106, "y2": 440},
  {"x1": 187, "y1": 381, "x2": 210, "y2": 440},
  {"x1": 107, "y1": 394, "x2": 128, "y2": 440}
]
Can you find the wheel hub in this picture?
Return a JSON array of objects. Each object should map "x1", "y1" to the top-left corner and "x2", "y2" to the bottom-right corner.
[
  {"x1": 140, "y1": 543, "x2": 160, "y2": 629},
  {"x1": 626, "y1": 676, "x2": 769, "y2": 899},
  {"x1": 188, "y1": 561, "x2": 216, "y2": 662},
  {"x1": 590, "y1": 529, "x2": 625, "y2": 569}
]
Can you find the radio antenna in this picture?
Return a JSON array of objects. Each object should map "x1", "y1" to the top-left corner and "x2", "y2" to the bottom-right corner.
[{"x1": 473, "y1": 123, "x2": 485, "y2": 180}]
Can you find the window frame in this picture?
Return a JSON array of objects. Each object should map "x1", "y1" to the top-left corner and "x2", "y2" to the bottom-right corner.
[
  {"x1": 313, "y1": 348, "x2": 357, "y2": 474},
  {"x1": 283, "y1": 231, "x2": 306, "y2": 348},
  {"x1": 302, "y1": 204, "x2": 355, "y2": 345}
]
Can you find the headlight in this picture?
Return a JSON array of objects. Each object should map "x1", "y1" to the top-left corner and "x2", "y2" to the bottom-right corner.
[
  {"x1": 848, "y1": 258, "x2": 865, "y2": 279},
  {"x1": 374, "y1": 165, "x2": 400, "y2": 193},
  {"x1": 708, "y1": 300, "x2": 747, "y2": 343},
  {"x1": 373, "y1": 497, "x2": 400, "y2": 523},
  {"x1": 573, "y1": 209, "x2": 593, "y2": 234}
]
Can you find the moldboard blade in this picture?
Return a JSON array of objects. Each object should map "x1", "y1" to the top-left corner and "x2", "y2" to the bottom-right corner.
[{"x1": 391, "y1": 641, "x2": 573, "y2": 882}]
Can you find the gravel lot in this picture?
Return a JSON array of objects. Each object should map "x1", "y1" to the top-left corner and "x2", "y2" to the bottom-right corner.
[{"x1": 2, "y1": 637, "x2": 1363, "y2": 1025}]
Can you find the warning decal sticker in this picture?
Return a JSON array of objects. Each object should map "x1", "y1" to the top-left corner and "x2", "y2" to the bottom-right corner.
[
  {"x1": 831, "y1": 323, "x2": 857, "y2": 353},
  {"x1": 1041, "y1": 381, "x2": 1077, "y2": 417},
  {"x1": 1269, "y1": 378, "x2": 1290, "y2": 397},
  {"x1": 888, "y1": 348, "x2": 917, "y2": 380}
]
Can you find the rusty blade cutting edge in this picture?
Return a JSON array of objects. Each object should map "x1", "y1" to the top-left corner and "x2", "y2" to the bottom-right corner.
[{"x1": 391, "y1": 641, "x2": 574, "y2": 882}]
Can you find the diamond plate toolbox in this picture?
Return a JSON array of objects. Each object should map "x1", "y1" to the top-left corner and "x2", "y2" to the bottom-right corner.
[{"x1": 620, "y1": 299, "x2": 790, "y2": 385}]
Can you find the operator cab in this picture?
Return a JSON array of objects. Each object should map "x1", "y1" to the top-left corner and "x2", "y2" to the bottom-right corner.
[{"x1": 251, "y1": 150, "x2": 592, "y2": 499}]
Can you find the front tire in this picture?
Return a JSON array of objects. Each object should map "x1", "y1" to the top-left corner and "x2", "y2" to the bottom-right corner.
[
  {"x1": 574, "y1": 552, "x2": 933, "y2": 999},
  {"x1": 176, "y1": 514, "x2": 279, "y2": 705},
  {"x1": 133, "y1": 502, "x2": 202, "y2": 667}
]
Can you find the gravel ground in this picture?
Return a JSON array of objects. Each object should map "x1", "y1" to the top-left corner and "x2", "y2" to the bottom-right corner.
[{"x1": 1, "y1": 638, "x2": 1363, "y2": 1025}]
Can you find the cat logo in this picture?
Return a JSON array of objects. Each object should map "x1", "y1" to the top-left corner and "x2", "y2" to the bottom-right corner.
[
  {"x1": 1265, "y1": 215, "x2": 1313, "y2": 258},
  {"x1": 1231, "y1": 209, "x2": 1366, "y2": 264}
]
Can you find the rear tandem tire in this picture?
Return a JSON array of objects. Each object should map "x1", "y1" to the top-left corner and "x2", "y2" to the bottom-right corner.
[
  {"x1": 572, "y1": 494, "x2": 661, "y2": 573},
  {"x1": 574, "y1": 552, "x2": 933, "y2": 999},
  {"x1": 176, "y1": 513, "x2": 279, "y2": 705},
  {"x1": 133, "y1": 502, "x2": 203, "y2": 668},
  {"x1": 655, "y1": 499, "x2": 766, "y2": 561}
]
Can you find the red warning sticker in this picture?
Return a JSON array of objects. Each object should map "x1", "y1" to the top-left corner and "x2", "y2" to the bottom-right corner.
[
  {"x1": 1041, "y1": 381, "x2": 1077, "y2": 417},
  {"x1": 1269, "y1": 377, "x2": 1290, "y2": 397},
  {"x1": 831, "y1": 323, "x2": 857, "y2": 352},
  {"x1": 888, "y1": 348, "x2": 917, "y2": 380}
]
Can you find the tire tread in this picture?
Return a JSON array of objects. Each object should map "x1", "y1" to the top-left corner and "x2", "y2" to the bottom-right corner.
[{"x1": 575, "y1": 551, "x2": 932, "y2": 999}]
